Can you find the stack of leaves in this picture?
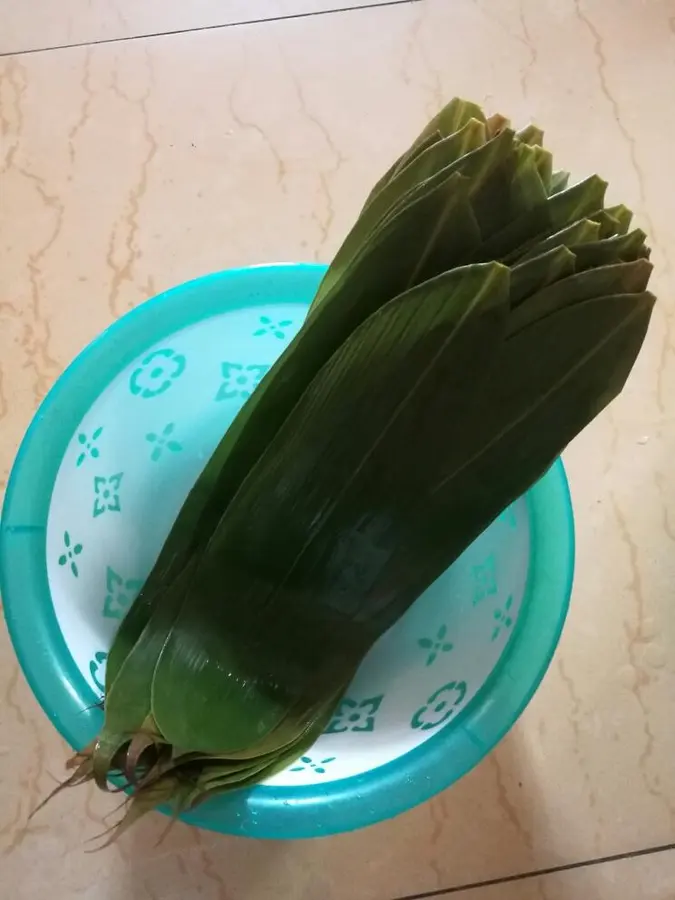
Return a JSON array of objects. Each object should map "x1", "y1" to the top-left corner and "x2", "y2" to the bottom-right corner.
[{"x1": 55, "y1": 98, "x2": 655, "y2": 834}]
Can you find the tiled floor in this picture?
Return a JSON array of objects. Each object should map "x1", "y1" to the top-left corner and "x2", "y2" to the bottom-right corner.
[
  {"x1": 2, "y1": 1, "x2": 675, "y2": 897},
  {"x1": 0, "y1": 0, "x2": 415, "y2": 54}
]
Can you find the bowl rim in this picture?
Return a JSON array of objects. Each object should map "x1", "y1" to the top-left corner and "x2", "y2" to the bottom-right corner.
[{"x1": 0, "y1": 263, "x2": 575, "y2": 839}]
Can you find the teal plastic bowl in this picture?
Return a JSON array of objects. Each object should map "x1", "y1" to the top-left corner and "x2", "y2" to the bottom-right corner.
[{"x1": 0, "y1": 264, "x2": 574, "y2": 839}]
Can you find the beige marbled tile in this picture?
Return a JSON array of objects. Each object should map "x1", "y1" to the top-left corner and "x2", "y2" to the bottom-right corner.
[
  {"x1": 0, "y1": 0, "x2": 411, "y2": 55},
  {"x1": 2, "y1": 1, "x2": 675, "y2": 898},
  {"x1": 452, "y1": 852, "x2": 675, "y2": 899}
]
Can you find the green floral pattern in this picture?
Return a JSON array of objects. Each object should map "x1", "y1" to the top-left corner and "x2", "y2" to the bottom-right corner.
[
  {"x1": 146, "y1": 423, "x2": 182, "y2": 461},
  {"x1": 411, "y1": 680, "x2": 467, "y2": 731},
  {"x1": 418, "y1": 624, "x2": 453, "y2": 666},
  {"x1": 324, "y1": 695, "x2": 384, "y2": 734},
  {"x1": 290, "y1": 755, "x2": 336, "y2": 775},
  {"x1": 253, "y1": 316, "x2": 293, "y2": 339},
  {"x1": 216, "y1": 362, "x2": 269, "y2": 401},
  {"x1": 76, "y1": 427, "x2": 103, "y2": 467},
  {"x1": 58, "y1": 531, "x2": 83, "y2": 578},
  {"x1": 129, "y1": 348, "x2": 186, "y2": 398},
  {"x1": 491, "y1": 595, "x2": 514, "y2": 641},
  {"x1": 93, "y1": 474, "x2": 123, "y2": 517}
]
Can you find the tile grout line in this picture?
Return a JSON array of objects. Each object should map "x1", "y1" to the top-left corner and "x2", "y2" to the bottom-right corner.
[
  {"x1": 392, "y1": 841, "x2": 675, "y2": 898},
  {"x1": 0, "y1": 0, "x2": 425, "y2": 58}
]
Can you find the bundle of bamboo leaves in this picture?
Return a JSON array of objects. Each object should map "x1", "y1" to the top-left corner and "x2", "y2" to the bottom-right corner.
[{"x1": 58, "y1": 98, "x2": 654, "y2": 832}]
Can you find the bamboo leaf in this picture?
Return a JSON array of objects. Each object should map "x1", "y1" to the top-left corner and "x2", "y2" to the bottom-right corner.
[
  {"x1": 509, "y1": 259, "x2": 653, "y2": 333},
  {"x1": 364, "y1": 130, "x2": 442, "y2": 206},
  {"x1": 510, "y1": 246, "x2": 577, "y2": 307},
  {"x1": 570, "y1": 228, "x2": 649, "y2": 268},
  {"x1": 550, "y1": 170, "x2": 570, "y2": 194},
  {"x1": 531, "y1": 146, "x2": 553, "y2": 192},
  {"x1": 515, "y1": 219, "x2": 602, "y2": 263},
  {"x1": 74, "y1": 99, "x2": 657, "y2": 826},
  {"x1": 312, "y1": 118, "x2": 487, "y2": 308},
  {"x1": 95, "y1": 561, "x2": 200, "y2": 784},
  {"x1": 411, "y1": 97, "x2": 487, "y2": 150},
  {"x1": 601, "y1": 204, "x2": 633, "y2": 235},
  {"x1": 121, "y1": 172, "x2": 483, "y2": 649},
  {"x1": 150, "y1": 264, "x2": 510, "y2": 753},
  {"x1": 476, "y1": 175, "x2": 608, "y2": 261},
  {"x1": 486, "y1": 113, "x2": 511, "y2": 137},
  {"x1": 365, "y1": 97, "x2": 488, "y2": 206},
  {"x1": 511, "y1": 145, "x2": 548, "y2": 212},
  {"x1": 516, "y1": 124, "x2": 544, "y2": 146},
  {"x1": 378, "y1": 292, "x2": 655, "y2": 606}
]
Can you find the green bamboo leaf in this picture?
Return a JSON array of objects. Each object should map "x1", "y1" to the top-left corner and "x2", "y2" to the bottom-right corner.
[
  {"x1": 468, "y1": 139, "x2": 546, "y2": 241},
  {"x1": 119, "y1": 172, "x2": 483, "y2": 664},
  {"x1": 364, "y1": 130, "x2": 442, "y2": 206},
  {"x1": 94, "y1": 560, "x2": 199, "y2": 784},
  {"x1": 550, "y1": 170, "x2": 570, "y2": 194},
  {"x1": 187, "y1": 757, "x2": 276, "y2": 790},
  {"x1": 178, "y1": 714, "x2": 332, "y2": 810},
  {"x1": 150, "y1": 263, "x2": 510, "y2": 753},
  {"x1": 72, "y1": 99, "x2": 657, "y2": 830},
  {"x1": 509, "y1": 259, "x2": 653, "y2": 333},
  {"x1": 183, "y1": 692, "x2": 340, "y2": 798},
  {"x1": 312, "y1": 118, "x2": 487, "y2": 308},
  {"x1": 509, "y1": 246, "x2": 577, "y2": 307},
  {"x1": 531, "y1": 146, "x2": 553, "y2": 192},
  {"x1": 366, "y1": 119, "x2": 486, "y2": 224},
  {"x1": 375, "y1": 127, "x2": 515, "y2": 242},
  {"x1": 196, "y1": 679, "x2": 349, "y2": 762},
  {"x1": 384, "y1": 292, "x2": 655, "y2": 606},
  {"x1": 570, "y1": 228, "x2": 649, "y2": 269},
  {"x1": 435, "y1": 294, "x2": 655, "y2": 495},
  {"x1": 535, "y1": 174, "x2": 608, "y2": 229},
  {"x1": 515, "y1": 219, "x2": 602, "y2": 263},
  {"x1": 365, "y1": 97, "x2": 488, "y2": 206},
  {"x1": 111, "y1": 109, "x2": 500, "y2": 662},
  {"x1": 139, "y1": 139, "x2": 517, "y2": 655},
  {"x1": 510, "y1": 145, "x2": 549, "y2": 212},
  {"x1": 587, "y1": 208, "x2": 622, "y2": 239},
  {"x1": 411, "y1": 97, "x2": 487, "y2": 150},
  {"x1": 601, "y1": 204, "x2": 633, "y2": 235},
  {"x1": 486, "y1": 113, "x2": 511, "y2": 138},
  {"x1": 476, "y1": 175, "x2": 608, "y2": 261},
  {"x1": 516, "y1": 124, "x2": 544, "y2": 146},
  {"x1": 104, "y1": 585, "x2": 159, "y2": 694}
]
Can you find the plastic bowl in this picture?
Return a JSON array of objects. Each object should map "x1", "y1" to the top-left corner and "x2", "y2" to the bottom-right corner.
[{"x1": 0, "y1": 263, "x2": 574, "y2": 839}]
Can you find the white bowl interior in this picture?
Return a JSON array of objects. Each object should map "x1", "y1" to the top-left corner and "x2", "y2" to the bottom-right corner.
[{"x1": 46, "y1": 299, "x2": 530, "y2": 786}]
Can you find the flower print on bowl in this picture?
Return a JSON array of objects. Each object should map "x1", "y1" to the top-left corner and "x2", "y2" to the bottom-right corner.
[
  {"x1": 216, "y1": 362, "x2": 269, "y2": 402},
  {"x1": 491, "y1": 595, "x2": 514, "y2": 642},
  {"x1": 289, "y1": 756, "x2": 336, "y2": 775},
  {"x1": 417, "y1": 624, "x2": 453, "y2": 667},
  {"x1": 129, "y1": 348, "x2": 186, "y2": 399},
  {"x1": 93, "y1": 473, "x2": 123, "y2": 517},
  {"x1": 253, "y1": 316, "x2": 293, "y2": 340},
  {"x1": 146, "y1": 422, "x2": 183, "y2": 462},
  {"x1": 76, "y1": 427, "x2": 103, "y2": 467},
  {"x1": 324, "y1": 695, "x2": 384, "y2": 734},
  {"x1": 57, "y1": 531, "x2": 83, "y2": 578},
  {"x1": 411, "y1": 680, "x2": 467, "y2": 732}
]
